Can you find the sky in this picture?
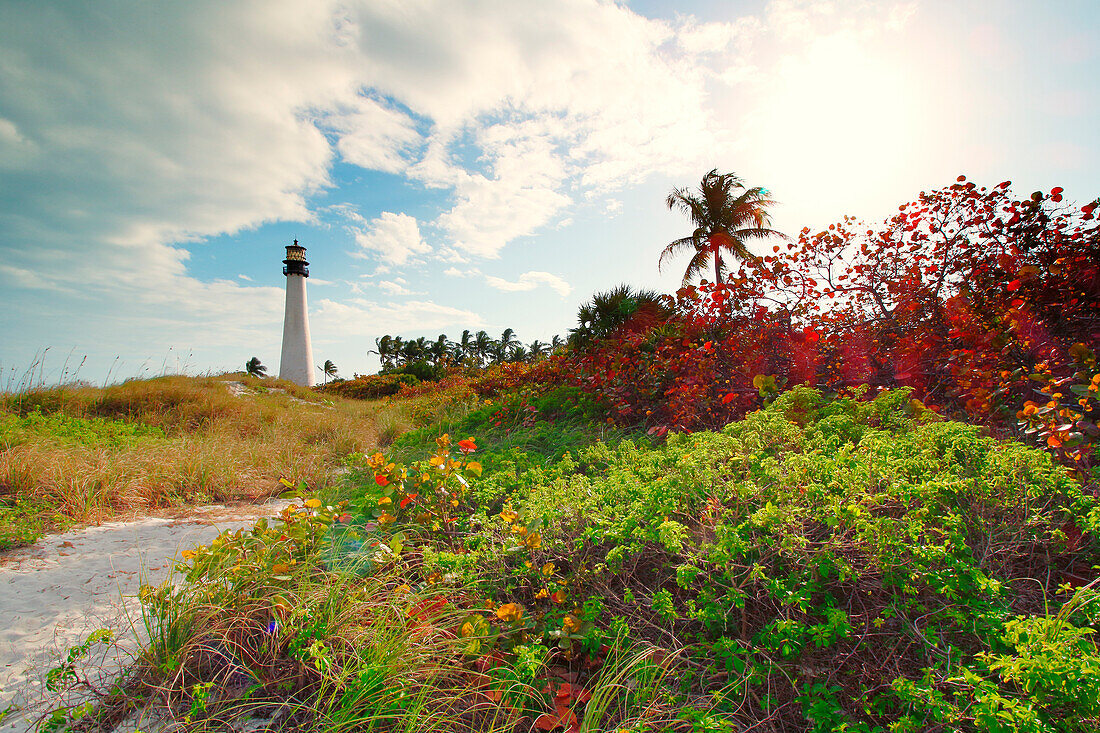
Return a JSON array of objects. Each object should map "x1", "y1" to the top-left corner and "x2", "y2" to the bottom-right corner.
[{"x1": 1, "y1": 0, "x2": 1097, "y2": 386}]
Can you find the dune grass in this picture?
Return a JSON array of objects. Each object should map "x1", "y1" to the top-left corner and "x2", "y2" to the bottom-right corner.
[{"x1": 0, "y1": 374, "x2": 477, "y2": 550}]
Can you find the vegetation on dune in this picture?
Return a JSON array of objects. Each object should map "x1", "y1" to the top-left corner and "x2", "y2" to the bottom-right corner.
[
  {"x1": 0, "y1": 375, "x2": 469, "y2": 549},
  {"x1": 51, "y1": 386, "x2": 1100, "y2": 732},
  {"x1": 15, "y1": 173, "x2": 1100, "y2": 732}
]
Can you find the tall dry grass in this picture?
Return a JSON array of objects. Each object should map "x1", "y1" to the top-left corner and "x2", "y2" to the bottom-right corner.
[{"x1": 0, "y1": 374, "x2": 465, "y2": 540}]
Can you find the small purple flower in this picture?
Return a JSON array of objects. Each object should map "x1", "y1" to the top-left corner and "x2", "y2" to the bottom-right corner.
[{"x1": 266, "y1": 620, "x2": 278, "y2": 635}]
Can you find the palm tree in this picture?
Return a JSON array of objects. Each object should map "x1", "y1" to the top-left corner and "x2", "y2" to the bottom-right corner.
[
  {"x1": 551, "y1": 334, "x2": 565, "y2": 353},
  {"x1": 499, "y1": 328, "x2": 519, "y2": 357},
  {"x1": 401, "y1": 338, "x2": 429, "y2": 365},
  {"x1": 388, "y1": 336, "x2": 405, "y2": 368},
  {"x1": 660, "y1": 169, "x2": 786, "y2": 286},
  {"x1": 528, "y1": 340, "x2": 548, "y2": 361},
  {"x1": 372, "y1": 335, "x2": 393, "y2": 369},
  {"x1": 429, "y1": 334, "x2": 450, "y2": 365},
  {"x1": 473, "y1": 330, "x2": 493, "y2": 366},
  {"x1": 320, "y1": 360, "x2": 338, "y2": 385},
  {"x1": 568, "y1": 285, "x2": 669, "y2": 349},
  {"x1": 457, "y1": 329, "x2": 474, "y2": 362},
  {"x1": 245, "y1": 357, "x2": 266, "y2": 379},
  {"x1": 509, "y1": 345, "x2": 529, "y2": 363}
]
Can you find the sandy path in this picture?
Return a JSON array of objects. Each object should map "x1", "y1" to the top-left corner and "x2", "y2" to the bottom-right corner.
[{"x1": 0, "y1": 501, "x2": 287, "y2": 732}]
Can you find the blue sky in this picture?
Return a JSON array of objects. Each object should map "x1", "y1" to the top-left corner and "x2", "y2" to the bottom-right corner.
[{"x1": 1, "y1": 0, "x2": 1096, "y2": 386}]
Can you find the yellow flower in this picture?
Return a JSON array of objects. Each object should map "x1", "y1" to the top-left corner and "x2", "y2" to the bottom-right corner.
[
  {"x1": 541, "y1": 562, "x2": 556, "y2": 577},
  {"x1": 500, "y1": 507, "x2": 518, "y2": 524},
  {"x1": 535, "y1": 588, "x2": 549, "y2": 599},
  {"x1": 525, "y1": 532, "x2": 542, "y2": 549},
  {"x1": 181, "y1": 549, "x2": 197, "y2": 560},
  {"x1": 511, "y1": 525, "x2": 528, "y2": 536},
  {"x1": 495, "y1": 603, "x2": 524, "y2": 623},
  {"x1": 394, "y1": 584, "x2": 411, "y2": 595},
  {"x1": 563, "y1": 615, "x2": 582, "y2": 633},
  {"x1": 429, "y1": 455, "x2": 445, "y2": 467}
]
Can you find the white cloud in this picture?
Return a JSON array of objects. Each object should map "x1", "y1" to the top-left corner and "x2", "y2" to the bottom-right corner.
[
  {"x1": 0, "y1": 0, "x2": 760, "y2": 280},
  {"x1": 377, "y1": 280, "x2": 413, "y2": 295},
  {"x1": 485, "y1": 271, "x2": 571, "y2": 297},
  {"x1": 443, "y1": 266, "x2": 481, "y2": 278},
  {"x1": 237, "y1": 273, "x2": 252, "y2": 281},
  {"x1": 324, "y1": 96, "x2": 422, "y2": 173},
  {"x1": 352, "y1": 212, "x2": 430, "y2": 265}
]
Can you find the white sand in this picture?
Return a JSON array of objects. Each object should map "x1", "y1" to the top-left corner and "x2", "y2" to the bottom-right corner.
[{"x1": 0, "y1": 501, "x2": 287, "y2": 732}]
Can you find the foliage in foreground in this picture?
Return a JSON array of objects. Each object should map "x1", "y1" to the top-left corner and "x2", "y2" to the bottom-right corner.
[{"x1": 88, "y1": 387, "x2": 1100, "y2": 732}]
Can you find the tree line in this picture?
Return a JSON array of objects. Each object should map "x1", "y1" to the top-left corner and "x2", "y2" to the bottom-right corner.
[{"x1": 371, "y1": 329, "x2": 565, "y2": 369}]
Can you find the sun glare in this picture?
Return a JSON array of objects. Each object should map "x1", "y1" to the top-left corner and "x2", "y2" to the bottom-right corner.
[{"x1": 747, "y1": 35, "x2": 927, "y2": 228}]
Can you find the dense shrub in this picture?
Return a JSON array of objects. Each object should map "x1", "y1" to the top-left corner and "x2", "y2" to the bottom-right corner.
[
  {"x1": 105, "y1": 387, "x2": 1100, "y2": 731},
  {"x1": 393, "y1": 359, "x2": 445, "y2": 383},
  {"x1": 322, "y1": 372, "x2": 420, "y2": 400},
  {"x1": 473, "y1": 358, "x2": 569, "y2": 396},
  {"x1": 338, "y1": 387, "x2": 1100, "y2": 731},
  {"x1": 571, "y1": 178, "x2": 1100, "y2": 475}
]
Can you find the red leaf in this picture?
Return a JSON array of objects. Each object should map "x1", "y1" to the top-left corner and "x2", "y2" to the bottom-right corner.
[
  {"x1": 535, "y1": 709, "x2": 578, "y2": 731},
  {"x1": 721, "y1": 393, "x2": 736, "y2": 404},
  {"x1": 1006, "y1": 279, "x2": 1021, "y2": 292}
]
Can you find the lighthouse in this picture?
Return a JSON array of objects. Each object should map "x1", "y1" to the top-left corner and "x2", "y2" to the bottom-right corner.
[{"x1": 279, "y1": 239, "x2": 315, "y2": 386}]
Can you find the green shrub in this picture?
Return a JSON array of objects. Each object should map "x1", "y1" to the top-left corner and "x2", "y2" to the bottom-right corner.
[
  {"x1": 393, "y1": 360, "x2": 444, "y2": 383},
  {"x1": 108, "y1": 386, "x2": 1100, "y2": 731}
]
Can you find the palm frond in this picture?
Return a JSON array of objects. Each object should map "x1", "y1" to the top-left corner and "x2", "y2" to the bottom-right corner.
[{"x1": 681, "y1": 249, "x2": 712, "y2": 286}]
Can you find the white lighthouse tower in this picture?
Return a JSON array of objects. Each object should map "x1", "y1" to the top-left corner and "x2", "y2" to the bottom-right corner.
[{"x1": 279, "y1": 239, "x2": 315, "y2": 387}]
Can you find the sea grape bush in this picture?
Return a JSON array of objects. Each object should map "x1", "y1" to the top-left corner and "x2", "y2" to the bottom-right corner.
[
  {"x1": 472, "y1": 358, "x2": 569, "y2": 396},
  {"x1": 321, "y1": 372, "x2": 420, "y2": 399},
  {"x1": 359, "y1": 432, "x2": 484, "y2": 545},
  {"x1": 571, "y1": 178, "x2": 1100, "y2": 473},
  {"x1": 347, "y1": 386, "x2": 1100, "y2": 730}
]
